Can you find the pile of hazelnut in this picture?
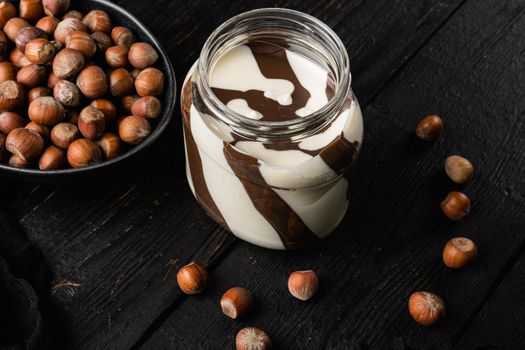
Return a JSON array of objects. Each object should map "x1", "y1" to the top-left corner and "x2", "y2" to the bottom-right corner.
[
  {"x1": 176, "y1": 261, "x2": 319, "y2": 350},
  {"x1": 409, "y1": 114, "x2": 478, "y2": 327},
  {"x1": 0, "y1": 0, "x2": 165, "y2": 170}
]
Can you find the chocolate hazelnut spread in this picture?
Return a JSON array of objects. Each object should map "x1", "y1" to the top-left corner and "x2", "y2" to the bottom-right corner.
[{"x1": 181, "y1": 9, "x2": 363, "y2": 249}]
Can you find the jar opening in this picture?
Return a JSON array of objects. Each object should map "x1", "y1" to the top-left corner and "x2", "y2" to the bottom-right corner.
[{"x1": 197, "y1": 8, "x2": 351, "y2": 140}]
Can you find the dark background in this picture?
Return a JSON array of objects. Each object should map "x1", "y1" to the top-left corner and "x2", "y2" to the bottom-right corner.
[{"x1": 2, "y1": 0, "x2": 525, "y2": 349}]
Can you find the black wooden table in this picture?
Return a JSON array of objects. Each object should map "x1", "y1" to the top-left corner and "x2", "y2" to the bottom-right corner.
[{"x1": 2, "y1": 0, "x2": 525, "y2": 349}]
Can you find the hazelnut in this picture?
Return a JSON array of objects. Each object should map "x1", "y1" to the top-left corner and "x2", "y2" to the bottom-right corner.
[
  {"x1": 28, "y1": 96, "x2": 64, "y2": 126},
  {"x1": 0, "y1": 81, "x2": 25, "y2": 111},
  {"x1": 416, "y1": 114, "x2": 444, "y2": 142},
  {"x1": 50, "y1": 39, "x2": 63, "y2": 51},
  {"x1": 66, "y1": 138, "x2": 101, "y2": 168},
  {"x1": 408, "y1": 291, "x2": 445, "y2": 326},
  {"x1": 0, "y1": 2, "x2": 17, "y2": 29},
  {"x1": 52, "y1": 48, "x2": 85, "y2": 79},
  {"x1": 54, "y1": 18, "x2": 86, "y2": 44},
  {"x1": 78, "y1": 106, "x2": 105, "y2": 140},
  {"x1": 0, "y1": 62, "x2": 17, "y2": 84},
  {"x1": 42, "y1": 0, "x2": 70, "y2": 17},
  {"x1": 118, "y1": 115, "x2": 150, "y2": 145},
  {"x1": 111, "y1": 26, "x2": 135, "y2": 48},
  {"x1": 90, "y1": 31, "x2": 111, "y2": 52},
  {"x1": 90, "y1": 99, "x2": 117, "y2": 123},
  {"x1": 288, "y1": 270, "x2": 319, "y2": 301},
  {"x1": 96, "y1": 132, "x2": 121, "y2": 160},
  {"x1": 9, "y1": 154, "x2": 31, "y2": 168},
  {"x1": 0, "y1": 31, "x2": 8, "y2": 55},
  {"x1": 15, "y1": 26, "x2": 48, "y2": 52},
  {"x1": 6, "y1": 127, "x2": 44, "y2": 161},
  {"x1": 109, "y1": 68, "x2": 133, "y2": 97},
  {"x1": 445, "y1": 155, "x2": 474, "y2": 184},
  {"x1": 4, "y1": 18, "x2": 30, "y2": 42},
  {"x1": 82, "y1": 10, "x2": 111, "y2": 33},
  {"x1": 47, "y1": 71, "x2": 59, "y2": 88},
  {"x1": 10, "y1": 48, "x2": 32, "y2": 68},
  {"x1": 39, "y1": 145, "x2": 66, "y2": 170},
  {"x1": 441, "y1": 191, "x2": 470, "y2": 221},
  {"x1": 76, "y1": 65, "x2": 107, "y2": 99},
  {"x1": 53, "y1": 79, "x2": 80, "y2": 107},
  {"x1": 121, "y1": 94, "x2": 139, "y2": 113},
  {"x1": 17, "y1": 64, "x2": 48, "y2": 88},
  {"x1": 176, "y1": 261, "x2": 208, "y2": 295},
  {"x1": 50, "y1": 121, "x2": 78, "y2": 149},
  {"x1": 25, "y1": 38, "x2": 56, "y2": 64},
  {"x1": 0, "y1": 112, "x2": 25, "y2": 134},
  {"x1": 36, "y1": 16, "x2": 60, "y2": 35},
  {"x1": 220, "y1": 287, "x2": 253, "y2": 319},
  {"x1": 105, "y1": 45, "x2": 129, "y2": 68},
  {"x1": 62, "y1": 10, "x2": 82, "y2": 20},
  {"x1": 128, "y1": 42, "x2": 158, "y2": 69},
  {"x1": 131, "y1": 96, "x2": 162, "y2": 119},
  {"x1": 443, "y1": 237, "x2": 478, "y2": 269},
  {"x1": 135, "y1": 67, "x2": 164, "y2": 97},
  {"x1": 25, "y1": 121, "x2": 50, "y2": 140},
  {"x1": 65, "y1": 30, "x2": 96, "y2": 58},
  {"x1": 236, "y1": 327, "x2": 272, "y2": 350},
  {"x1": 19, "y1": 0, "x2": 44, "y2": 21}
]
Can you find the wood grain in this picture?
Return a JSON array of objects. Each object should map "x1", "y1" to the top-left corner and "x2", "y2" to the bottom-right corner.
[{"x1": 141, "y1": 0, "x2": 525, "y2": 348}]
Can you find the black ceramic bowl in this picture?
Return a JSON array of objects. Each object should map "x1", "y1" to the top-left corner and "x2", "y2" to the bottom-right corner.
[{"x1": 0, "y1": 0, "x2": 176, "y2": 183}]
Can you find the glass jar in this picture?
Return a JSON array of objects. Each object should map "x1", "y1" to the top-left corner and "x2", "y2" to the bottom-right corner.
[{"x1": 181, "y1": 8, "x2": 363, "y2": 250}]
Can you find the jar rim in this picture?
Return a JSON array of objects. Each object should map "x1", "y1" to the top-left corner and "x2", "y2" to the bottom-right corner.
[{"x1": 196, "y1": 8, "x2": 352, "y2": 139}]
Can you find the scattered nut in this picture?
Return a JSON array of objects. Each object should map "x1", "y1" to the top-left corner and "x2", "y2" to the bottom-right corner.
[
  {"x1": 0, "y1": 112, "x2": 25, "y2": 134},
  {"x1": 445, "y1": 155, "x2": 474, "y2": 184},
  {"x1": 128, "y1": 42, "x2": 158, "y2": 69},
  {"x1": 176, "y1": 261, "x2": 209, "y2": 295},
  {"x1": 96, "y1": 132, "x2": 121, "y2": 160},
  {"x1": 6, "y1": 127, "x2": 44, "y2": 161},
  {"x1": 111, "y1": 26, "x2": 135, "y2": 47},
  {"x1": 90, "y1": 99, "x2": 117, "y2": 123},
  {"x1": 82, "y1": 10, "x2": 112, "y2": 33},
  {"x1": 135, "y1": 67, "x2": 164, "y2": 97},
  {"x1": 443, "y1": 237, "x2": 478, "y2": 269},
  {"x1": 65, "y1": 30, "x2": 96, "y2": 59},
  {"x1": 43, "y1": 0, "x2": 70, "y2": 17},
  {"x1": 416, "y1": 114, "x2": 443, "y2": 142},
  {"x1": 118, "y1": 115, "x2": 151, "y2": 145},
  {"x1": 78, "y1": 106, "x2": 105, "y2": 140},
  {"x1": 25, "y1": 38, "x2": 56, "y2": 64},
  {"x1": 288, "y1": 270, "x2": 319, "y2": 301},
  {"x1": 0, "y1": 80, "x2": 25, "y2": 111},
  {"x1": 39, "y1": 144, "x2": 66, "y2": 170},
  {"x1": 441, "y1": 191, "x2": 470, "y2": 221},
  {"x1": 0, "y1": 2, "x2": 17, "y2": 29},
  {"x1": 76, "y1": 65, "x2": 107, "y2": 99},
  {"x1": 131, "y1": 96, "x2": 162, "y2": 119},
  {"x1": 236, "y1": 327, "x2": 272, "y2": 350},
  {"x1": 54, "y1": 18, "x2": 86, "y2": 44},
  {"x1": 66, "y1": 138, "x2": 102, "y2": 168},
  {"x1": 28, "y1": 96, "x2": 64, "y2": 126},
  {"x1": 50, "y1": 122, "x2": 79, "y2": 149},
  {"x1": 220, "y1": 287, "x2": 253, "y2": 319},
  {"x1": 408, "y1": 291, "x2": 445, "y2": 326},
  {"x1": 109, "y1": 68, "x2": 134, "y2": 97},
  {"x1": 17, "y1": 64, "x2": 48, "y2": 88}
]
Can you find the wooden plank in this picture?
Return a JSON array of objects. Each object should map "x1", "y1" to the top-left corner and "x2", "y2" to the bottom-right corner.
[
  {"x1": 456, "y1": 255, "x2": 525, "y2": 349},
  {"x1": 4, "y1": 0, "x2": 466, "y2": 348},
  {"x1": 141, "y1": 0, "x2": 525, "y2": 348}
]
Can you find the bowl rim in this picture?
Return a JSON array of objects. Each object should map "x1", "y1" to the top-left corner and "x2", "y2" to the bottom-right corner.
[{"x1": 0, "y1": 0, "x2": 177, "y2": 178}]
